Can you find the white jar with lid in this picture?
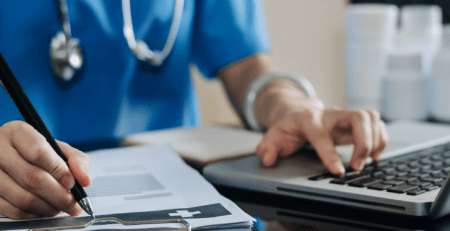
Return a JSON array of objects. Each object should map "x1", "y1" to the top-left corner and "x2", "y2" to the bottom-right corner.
[
  {"x1": 345, "y1": 4, "x2": 398, "y2": 111},
  {"x1": 430, "y1": 25, "x2": 450, "y2": 121},
  {"x1": 397, "y1": 5, "x2": 442, "y2": 77},
  {"x1": 381, "y1": 51, "x2": 428, "y2": 121}
]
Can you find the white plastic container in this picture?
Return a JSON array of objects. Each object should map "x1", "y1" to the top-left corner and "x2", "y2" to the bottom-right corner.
[
  {"x1": 430, "y1": 25, "x2": 450, "y2": 121},
  {"x1": 381, "y1": 51, "x2": 428, "y2": 121},
  {"x1": 345, "y1": 4, "x2": 398, "y2": 111},
  {"x1": 397, "y1": 5, "x2": 442, "y2": 77}
]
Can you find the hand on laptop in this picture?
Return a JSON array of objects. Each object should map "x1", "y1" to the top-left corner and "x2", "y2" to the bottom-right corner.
[
  {"x1": 255, "y1": 95, "x2": 388, "y2": 175},
  {"x1": 0, "y1": 121, "x2": 92, "y2": 219}
]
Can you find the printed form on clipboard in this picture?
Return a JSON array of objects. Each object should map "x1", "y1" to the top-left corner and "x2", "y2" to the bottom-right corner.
[{"x1": 0, "y1": 145, "x2": 255, "y2": 231}]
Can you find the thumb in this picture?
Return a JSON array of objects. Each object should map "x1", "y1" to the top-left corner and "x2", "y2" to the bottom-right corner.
[
  {"x1": 57, "y1": 141, "x2": 92, "y2": 188},
  {"x1": 256, "y1": 126, "x2": 307, "y2": 167}
]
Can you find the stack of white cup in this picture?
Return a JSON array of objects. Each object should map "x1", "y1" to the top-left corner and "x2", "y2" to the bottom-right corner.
[{"x1": 345, "y1": 4, "x2": 398, "y2": 111}]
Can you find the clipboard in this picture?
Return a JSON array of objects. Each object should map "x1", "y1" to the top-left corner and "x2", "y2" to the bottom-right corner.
[{"x1": 28, "y1": 217, "x2": 191, "y2": 231}]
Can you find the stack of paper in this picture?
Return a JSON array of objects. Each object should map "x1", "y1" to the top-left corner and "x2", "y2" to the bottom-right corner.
[{"x1": 1, "y1": 145, "x2": 255, "y2": 230}]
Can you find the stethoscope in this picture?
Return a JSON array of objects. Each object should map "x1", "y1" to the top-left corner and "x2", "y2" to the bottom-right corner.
[{"x1": 49, "y1": 0, "x2": 184, "y2": 82}]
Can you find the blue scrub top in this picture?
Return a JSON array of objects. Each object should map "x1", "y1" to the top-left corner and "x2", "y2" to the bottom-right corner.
[{"x1": 0, "y1": 0, "x2": 270, "y2": 143}]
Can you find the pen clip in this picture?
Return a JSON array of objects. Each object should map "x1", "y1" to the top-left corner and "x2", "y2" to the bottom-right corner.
[{"x1": 0, "y1": 80, "x2": 10, "y2": 97}]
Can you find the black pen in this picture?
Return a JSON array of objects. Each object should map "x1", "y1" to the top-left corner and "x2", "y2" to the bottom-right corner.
[{"x1": 0, "y1": 52, "x2": 95, "y2": 218}]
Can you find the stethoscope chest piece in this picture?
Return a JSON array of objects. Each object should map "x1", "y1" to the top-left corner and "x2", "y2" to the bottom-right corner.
[
  {"x1": 49, "y1": 0, "x2": 184, "y2": 86},
  {"x1": 50, "y1": 31, "x2": 84, "y2": 82}
]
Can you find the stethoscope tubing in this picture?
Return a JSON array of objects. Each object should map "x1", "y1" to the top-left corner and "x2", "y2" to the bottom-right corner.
[{"x1": 50, "y1": 0, "x2": 184, "y2": 82}]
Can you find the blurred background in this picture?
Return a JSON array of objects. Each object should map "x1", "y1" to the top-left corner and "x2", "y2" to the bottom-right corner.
[
  {"x1": 194, "y1": 0, "x2": 348, "y2": 126},
  {"x1": 193, "y1": 0, "x2": 450, "y2": 127}
]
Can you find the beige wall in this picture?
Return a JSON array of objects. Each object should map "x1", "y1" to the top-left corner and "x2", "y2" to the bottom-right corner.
[{"x1": 193, "y1": 0, "x2": 348, "y2": 126}]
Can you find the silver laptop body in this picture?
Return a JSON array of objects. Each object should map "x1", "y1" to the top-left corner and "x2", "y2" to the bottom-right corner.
[{"x1": 203, "y1": 121, "x2": 450, "y2": 218}]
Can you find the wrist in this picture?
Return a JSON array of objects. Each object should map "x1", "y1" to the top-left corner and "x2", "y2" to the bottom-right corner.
[
  {"x1": 257, "y1": 81, "x2": 324, "y2": 128},
  {"x1": 243, "y1": 72, "x2": 317, "y2": 131}
]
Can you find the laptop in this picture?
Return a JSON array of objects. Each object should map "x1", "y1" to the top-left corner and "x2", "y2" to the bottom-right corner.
[
  {"x1": 224, "y1": 186, "x2": 439, "y2": 231},
  {"x1": 203, "y1": 121, "x2": 450, "y2": 219}
]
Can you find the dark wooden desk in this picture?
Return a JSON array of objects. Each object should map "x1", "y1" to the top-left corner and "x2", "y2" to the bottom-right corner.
[
  {"x1": 215, "y1": 185, "x2": 450, "y2": 231},
  {"x1": 71, "y1": 139, "x2": 450, "y2": 231}
]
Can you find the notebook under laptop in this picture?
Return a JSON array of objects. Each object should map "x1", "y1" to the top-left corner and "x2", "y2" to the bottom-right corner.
[{"x1": 203, "y1": 121, "x2": 450, "y2": 219}]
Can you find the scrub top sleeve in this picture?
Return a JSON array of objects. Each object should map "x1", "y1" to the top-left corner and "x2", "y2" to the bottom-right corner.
[{"x1": 192, "y1": 0, "x2": 272, "y2": 79}]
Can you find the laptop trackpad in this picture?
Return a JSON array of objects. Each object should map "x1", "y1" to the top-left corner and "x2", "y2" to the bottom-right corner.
[{"x1": 226, "y1": 151, "x2": 327, "y2": 180}]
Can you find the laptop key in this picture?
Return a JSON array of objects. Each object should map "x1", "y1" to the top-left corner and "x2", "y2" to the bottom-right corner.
[
  {"x1": 434, "y1": 145, "x2": 446, "y2": 153},
  {"x1": 420, "y1": 158, "x2": 435, "y2": 165},
  {"x1": 420, "y1": 169, "x2": 441, "y2": 175},
  {"x1": 394, "y1": 164, "x2": 408, "y2": 169},
  {"x1": 382, "y1": 180, "x2": 405, "y2": 186},
  {"x1": 349, "y1": 177, "x2": 383, "y2": 187},
  {"x1": 421, "y1": 184, "x2": 440, "y2": 191},
  {"x1": 362, "y1": 165, "x2": 377, "y2": 172},
  {"x1": 396, "y1": 176, "x2": 418, "y2": 182},
  {"x1": 365, "y1": 166, "x2": 388, "y2": 174},
  {"x1": 421, "y1": 164, "x2": 433, "y2": 170},
  {"x1": 385, "y1": 170, "x2": 408, "y2": 176},
  {"x1": 387, "y1": 162, "x2": 408, "y2": 168},
  {"x1": 443, "y1": 166, "x2": 450, "y2": 173},
  {"x1": 442, "y1": 150, "x2": 450, "y2": 158},
  {"x1": 407, "y1": 179, "x2": 431, "y2": 187},
  {"x1": 434, "y1": 181, "x2": 445, "y2": 187},
  {"x1": 408, "y1": 172, "x2": 430, "y2": 178},
  {"x1": 382, "y1": 167, "x2": 397, "y2": 173},
  {"x1": 308, "y1": 172, "x2": 336, "y2": 181},
  {"x1": 407, "y1": 188, "x2": 427, "y2": 195},
  {"x1": 432, "y1": 154, "x2": 444, "y2": 161},
  {"x1": 372, "y1": 170, "x2": 385, "y2": 176},
  {"x1": 374, "y1": 174, "x2": 395, "y2": 180},
  {"x1": 420, "y1": 176, "x2": 445, "y2": 183},
  {"x1": 398, "y1": 166, "x2": 420, "y2": 173},
  {"x1": 408, "y1": 160, "x2": 421, "y2": 167},
  {"x1": 376, "y1": 161, "x2": 390, "y2": 167},
  {"x1": 433, "y1": 161, "x2": 444, "y2": 167},
  {"x1": 422, "y1": 147, "x2": 443, "y2": 155},
  {"x1": 387, "y1": 184, "x2": 419, "y2": 193},
  {"x1": 432, "y1": 172, "x2": 448, "y2": 179},
  {"x1": 330, "y1": 172, "x2": 370, "y2": 184},
  {"x1": 368, "y1": 183, "x2": 393, "y2": 190}
]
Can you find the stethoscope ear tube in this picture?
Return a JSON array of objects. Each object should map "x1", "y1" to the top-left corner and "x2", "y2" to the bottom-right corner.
[{"x1": 122, "y1": 0, "x2": 184, "y2": 66}]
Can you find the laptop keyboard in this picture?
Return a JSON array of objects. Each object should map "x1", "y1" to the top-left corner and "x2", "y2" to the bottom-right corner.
[{"x1": 308, "y1": 143, "x2": 450, "y2": 196}]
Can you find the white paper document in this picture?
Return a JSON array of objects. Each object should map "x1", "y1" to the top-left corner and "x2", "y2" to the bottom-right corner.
[{"x1": 0, "y1": 145, "x2": 255, "y2": 230}]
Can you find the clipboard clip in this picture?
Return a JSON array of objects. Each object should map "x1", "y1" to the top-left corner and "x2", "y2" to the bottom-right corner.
[{"x1": 28, "y1": 217, "x2": 191, "y2": 231}]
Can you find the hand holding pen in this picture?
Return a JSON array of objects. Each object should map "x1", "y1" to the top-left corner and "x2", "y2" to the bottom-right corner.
[{"x1": 0, "y1": 53, "x2": 94, "y2": 219}]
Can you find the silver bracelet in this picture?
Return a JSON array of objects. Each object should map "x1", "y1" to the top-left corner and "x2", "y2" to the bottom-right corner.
[{"x1": 244, "y1": 72, "x2": 316, "y2": 131}]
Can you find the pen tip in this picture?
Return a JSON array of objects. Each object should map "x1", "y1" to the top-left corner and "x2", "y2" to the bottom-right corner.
[{"x1": 78, "y1": 197, "x2": 95, "y2": 219}]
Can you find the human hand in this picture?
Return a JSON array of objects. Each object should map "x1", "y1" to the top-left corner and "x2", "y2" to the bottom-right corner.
[
  {"x1": 0, "y1": 121, "x2": 92, "y2": 219},
  {"x1": 256, "y1": 101, "x2": 388, "y2": 175}
]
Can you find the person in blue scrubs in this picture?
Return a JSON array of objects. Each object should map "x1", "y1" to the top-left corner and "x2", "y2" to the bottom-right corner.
[{"x1": 0, "y1": 0, "x2": 388, "y2": 219}]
